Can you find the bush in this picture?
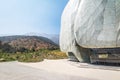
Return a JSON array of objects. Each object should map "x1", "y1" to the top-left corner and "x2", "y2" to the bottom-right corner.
[
  {"x1": 17, "y1": 52, "x2": 44, "y2": 62},
  {"x1": 0, "y1": 49, "x2": 68, "y2": 62},
  {"x1": 0, "y1": 53, "x2": 16, "y2": 62}
]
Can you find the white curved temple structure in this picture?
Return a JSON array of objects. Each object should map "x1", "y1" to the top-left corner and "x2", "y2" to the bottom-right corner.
[{"x1": 60, "y1": 0, "x2": 120, "y2": 63}]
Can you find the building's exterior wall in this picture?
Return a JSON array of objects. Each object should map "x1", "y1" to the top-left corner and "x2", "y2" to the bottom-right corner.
[{"x1": 60, "y1": 0, "x2": 120, "y2": 62}]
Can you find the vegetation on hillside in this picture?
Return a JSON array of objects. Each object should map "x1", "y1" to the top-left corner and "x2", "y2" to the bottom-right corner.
[
  {"x1": 0, "y1": 49, "x2": 67, "y2": 62},
  {"x1": 0, "y1": 36, "x2": 67, "y2": 62},
  {"x1": 0, "y1": 36, "x2": 58, "y2": 52}
]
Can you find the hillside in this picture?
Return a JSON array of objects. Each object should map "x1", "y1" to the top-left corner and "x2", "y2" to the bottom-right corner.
[
  {"x1": 0, "y1": 36, "x2": 59, "y2": 52},
  {"x1": 25, "y1": 33, "x2": 59, "y2": 44}
]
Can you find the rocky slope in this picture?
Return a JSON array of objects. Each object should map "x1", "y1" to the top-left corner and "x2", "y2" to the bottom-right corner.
[{"x1": 0, "y1": 36, "x2": 58, "y2": 52}]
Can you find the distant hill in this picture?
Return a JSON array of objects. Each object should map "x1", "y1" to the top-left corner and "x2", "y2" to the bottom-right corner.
[
  {"x1": 25, "y1": 33, "x2": 59, "y2": 44},
  {"x1": 0, "y1": 36, "x2": 59, "y2": 52}
]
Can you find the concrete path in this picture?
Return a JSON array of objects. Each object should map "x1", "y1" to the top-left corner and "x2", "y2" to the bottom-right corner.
[
  {"x1": 20, "y1": 59, "x2": 120, "y2": 80},
  {"x1": 0, "y1": 61, "x2": 93, "y2": 80}
]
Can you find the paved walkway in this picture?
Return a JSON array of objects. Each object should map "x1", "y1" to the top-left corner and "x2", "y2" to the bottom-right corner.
[
  {"x1": 69, "y1": 61, "x2": 120, "y2": 71},
  {"x1": 20, "y1": 59, "x2": 120, "y2": 80},
  {"x1": 0, "y1": 61, "x2": 93, "y2": 80}
]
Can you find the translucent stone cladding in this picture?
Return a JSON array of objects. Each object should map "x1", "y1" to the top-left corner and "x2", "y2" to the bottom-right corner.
[{"x1": 60, "y1": 0, "x2": 120, "y2": 62}]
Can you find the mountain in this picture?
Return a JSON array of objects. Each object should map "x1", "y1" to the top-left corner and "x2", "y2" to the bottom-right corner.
[
  {"x1": 25, "y1": 33, "x2": 59, "y2": 44},
  {"x1": 0, "y1": 34, "x2": 9, "y2": 37},
  {"x1": 0, "y1": 36, "x2": 59, "y2": 52}
]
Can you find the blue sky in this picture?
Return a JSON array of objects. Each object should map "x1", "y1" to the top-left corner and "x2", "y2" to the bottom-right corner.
[{"x1": 0, "y1": 0, "x2": 68, "y2": 35}]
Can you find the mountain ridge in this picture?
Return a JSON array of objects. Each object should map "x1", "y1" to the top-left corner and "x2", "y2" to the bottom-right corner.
[
  {"x1": 0, "y1": 35, "x2": 59, "y2": 53},
  {"x1": 25, "y1": 33, "x2": 59, "y2": 44},
  {"x1": 0, "y1": 33, "x2": 59, "y2": 44}
]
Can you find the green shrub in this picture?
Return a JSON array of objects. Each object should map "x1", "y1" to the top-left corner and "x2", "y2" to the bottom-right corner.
[{"x1": 0, "y1": 49, "x2": 67, "y2": 62}]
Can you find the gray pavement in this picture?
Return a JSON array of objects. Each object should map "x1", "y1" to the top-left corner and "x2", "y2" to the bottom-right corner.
[
  {"x1": 0, "y1": 61, "x2": 94, "y2": 80},
  {"x1": 68, "y1": 61, "x2": 120, "y2": 71}
]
